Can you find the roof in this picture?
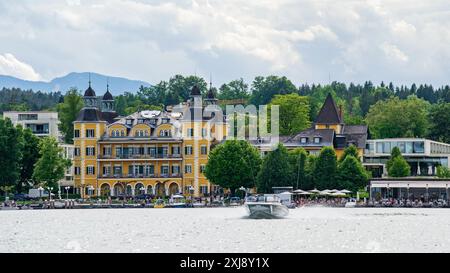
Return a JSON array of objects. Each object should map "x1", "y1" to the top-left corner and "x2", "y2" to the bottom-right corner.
[
  {"x1": 84, "y1": 86, "x2": 96, "y2": 97},
  {"x1": 101, "y1": 111, "x2": 118, "y2": 124},
  {"x1": 206, "y1": 88, "x2": 215, "y2": 99},
  {"x1": 76, "y1": 108, "x2": 102, "y2": 122},
  {"x1": 341, "y1": 125, "x2": 369, "y2": 149},
  {"x1": 102, "y1": 90, "x2": 113, "y2": 100},
  {"x1": 284, "y1": 128, "x2": 335, "y2": 147},
  {"x1": 190, "y1": 85, "x2": 201, "y2": 96},
  {"x1": 315, "y1": 93, "x2": 342, "y2": 124}
]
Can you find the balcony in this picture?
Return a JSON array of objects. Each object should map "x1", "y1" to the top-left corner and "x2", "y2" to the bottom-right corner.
[
  {"x1": 98, "y1": 154, "x2": 182, "y2": 160},
  {"x1": 98, "y1": 173, "x2": 182, "y2": 179}
]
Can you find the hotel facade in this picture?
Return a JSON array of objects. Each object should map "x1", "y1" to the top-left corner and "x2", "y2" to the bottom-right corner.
[{"x1": 73, "y1": 83, "x2": 227, "y2": 198}]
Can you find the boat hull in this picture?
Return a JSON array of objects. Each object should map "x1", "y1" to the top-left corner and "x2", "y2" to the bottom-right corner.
[{"x1": 245, "y1": 202, "x2": 289, "y2": 219}]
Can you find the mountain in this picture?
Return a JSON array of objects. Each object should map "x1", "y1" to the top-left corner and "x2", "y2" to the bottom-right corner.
[{"x1": 0, "y1": 72, "x2": 151, "y2": 96}]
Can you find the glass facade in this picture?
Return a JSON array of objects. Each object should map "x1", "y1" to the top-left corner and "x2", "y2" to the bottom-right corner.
[{"x1": 368, "y1": 140, "x2": 425, "y2": 154}]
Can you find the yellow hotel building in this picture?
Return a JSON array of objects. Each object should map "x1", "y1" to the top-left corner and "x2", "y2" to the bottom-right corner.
[{"x1": 73, "y1": 83, "x2": 227, "y2": 198}]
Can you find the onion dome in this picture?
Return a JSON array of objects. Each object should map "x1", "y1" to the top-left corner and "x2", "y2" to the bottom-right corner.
[
  {"x1": 190, "y1": 85, "x2": 201, "y2": 96},
  {"x1": 102, "y1": 89, "x2": 113, "y2": 100}
]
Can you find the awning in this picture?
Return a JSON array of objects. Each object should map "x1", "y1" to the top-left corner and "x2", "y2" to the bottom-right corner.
[{"x1": 371, "y1": 180, "x2": 450, "y2": 189}]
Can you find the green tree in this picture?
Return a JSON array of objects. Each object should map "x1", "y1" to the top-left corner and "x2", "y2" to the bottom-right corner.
[
  {"x1": 218, "y1": 78, "x2": 250, "y2": 100},
  {"x1": 57, "y1": 88, "x2": 83, "y2": 144},
  {"x1": 304, "y1": 155, "x2": 318, "y2": 190},
  {"x1": 428, "y1": 102, "x2": 450, "y2": 144},
  {"x1": 339, "y1": 145, "x2": 360, "y2": 162},
  {"x1": 257, "y1": 144, "x2": 291, "y2": 193},
  {"x1": 288, "y1": 148, "x2": 308, "y2": 189},
  {"x1": 250, "y1": 76, "x2": 297, "y2": 106},
  {"x1": 17, "y1": 126, "x2": 40, "y2": 193},
  {"x1": 365, "y1": 96, "x2": 430, "y2": 138},
  {"x1": 0, "y1": 118, "x2": 23, "y2": 191},
  {"x1": 269, "y1": 93, "x2": 311, "y2": 136},
  {"x1": 204, "y1": 140, "x2": 261, "y2": 195},
  {"x1": 337, "y1": 155, "x2": 369, "y2": 192},
  {"x1": 32, "y1": 137, "x2": 71, "y2": 190},
  {"x1": 314, "y1": 147, "x2": 338, "y2": 189},
  {"x1": 386, "y1": 147, "x2": 410, "y2": 177},
  {"x1": 388, "y1": 157, "x2": 411, "y2": 177},
  {"x1": 437, "y1": 166, "x2": 450, "y2": 178}
]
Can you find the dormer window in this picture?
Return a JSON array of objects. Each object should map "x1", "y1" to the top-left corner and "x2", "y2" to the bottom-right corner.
[
  {"x1": 314, "y1": 137, "x2": 321, "y2": 144},
  {"x1": 300, "y1": 137, "x2": 307, "y2": 144},
  {"x1": 126, "y1": 119, "x2": 133, "y2": 126}
]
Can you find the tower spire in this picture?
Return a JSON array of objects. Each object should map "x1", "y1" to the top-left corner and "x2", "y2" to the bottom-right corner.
[
  {"x1": 107, "y1": 77, "x2": 109, "y2": 92},
  {"x1": 89, "y1": 72, "x2": 91, "y2": 87}
]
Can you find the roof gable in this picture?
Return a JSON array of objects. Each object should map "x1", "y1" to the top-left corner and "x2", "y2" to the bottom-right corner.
[{"x1": 315, "y1": 93, "x2": 342, "y2": 124}]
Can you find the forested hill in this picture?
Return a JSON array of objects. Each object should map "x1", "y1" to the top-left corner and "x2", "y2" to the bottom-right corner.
[{"x1": 0, "y1": 72, "x2": 151, "y2": 96}]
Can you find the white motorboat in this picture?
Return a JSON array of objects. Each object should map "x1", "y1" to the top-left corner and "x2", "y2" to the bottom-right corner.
[
  {"x1": 245, "y1": 195, "x2": 289, "y2": 219},
  {"x1": 168, "y1": 195, "x2": 187, "y2": 208}
]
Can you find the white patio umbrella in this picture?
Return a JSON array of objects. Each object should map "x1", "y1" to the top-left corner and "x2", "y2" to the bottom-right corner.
[
  {"x1": 319, "y1": 191, "x2": 331, "y2": 196},
  {"x1": 309, "y1": 189, "x2": 320, "y2": 193},
  {"x1": 340, "y1": 189, "x2": 352, "y2": 194},
  {"x1": 329, "y1": 189, "x2": 339, "y2": 193},
  {"x1": 293, "y1": 189, "x2": 306, "y2": 193},
  {"x1": 299, "y1": 192, "x2": 312, "y2": 195},
  {"x1": 279, "y1": 191, "x2": 293, "y2": 195},
  {"x1": 331, "y1": 192, "x2": 347, "y2": 197}
]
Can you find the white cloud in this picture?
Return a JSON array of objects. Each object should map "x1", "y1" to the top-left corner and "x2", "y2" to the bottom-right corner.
[
  {"x1": 0, "y1": 0, "x2": 448, "y2": 86},
  {"x1": 0, "y1": 53, "x2": 41, "y2": 81},
  {"x1": 380, "y1": 42, "x2": 409, "y2": 62}
]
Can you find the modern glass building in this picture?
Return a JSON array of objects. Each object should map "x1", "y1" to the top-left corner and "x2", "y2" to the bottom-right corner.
[{"x1": 364, "y1": 138, "x2": 450, "y2": 177}]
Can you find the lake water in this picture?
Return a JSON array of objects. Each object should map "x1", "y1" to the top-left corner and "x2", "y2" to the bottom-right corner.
[{"x1": 1, "y1": 207, "x2": 450, "y2": 252}]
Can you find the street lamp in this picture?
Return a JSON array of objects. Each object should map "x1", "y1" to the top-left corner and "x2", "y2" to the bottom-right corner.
[
  {"x1": 239, "y1": 186, "x2": 247, "y2": 200},
  {"x1": 47, "y1": 187, "x2": 54, "y2": 201},
  {"x1": 88, "y1": 186, "x2": 94, "y2": 197},
  {"x1": 65, "y1": 186, "x2": 71, "y2": 200},
  {"x1": 38, "y1": 186, "x2": 44, "y2": 199}
]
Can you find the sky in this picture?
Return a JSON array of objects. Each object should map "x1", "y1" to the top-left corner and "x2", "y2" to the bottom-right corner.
[{"x1": 0, "y1": 0, "x2": 449, "y2": 87}]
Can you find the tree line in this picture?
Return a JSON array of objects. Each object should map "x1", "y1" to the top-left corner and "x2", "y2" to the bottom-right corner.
[
  {"x1": 0, "y1": 118, "x2": 70, "y2": 196},
  {"x1": 3, "y1": 75, "x2": 450, "y2": 144},
  {"x1": 205, "y1": 140, "x2": 424, "y2": 195}
]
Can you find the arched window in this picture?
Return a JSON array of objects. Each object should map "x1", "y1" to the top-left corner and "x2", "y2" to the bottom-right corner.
[{"x1": 121, "y1": 130, "x2": 125, "y2": 137}]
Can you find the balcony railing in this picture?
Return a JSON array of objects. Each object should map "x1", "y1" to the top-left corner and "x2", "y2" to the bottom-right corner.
[
  {"x1": 98, "y1": 154, "x2": 182, "y2": 159},
  {"x1": 98, "y1": 173, "x2": 182, "y2": 179}
]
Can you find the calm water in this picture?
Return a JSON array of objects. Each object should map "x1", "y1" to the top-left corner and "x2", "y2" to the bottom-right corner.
[{"x1": 1, "y1": 207, "x2": 450, "y2": 252}]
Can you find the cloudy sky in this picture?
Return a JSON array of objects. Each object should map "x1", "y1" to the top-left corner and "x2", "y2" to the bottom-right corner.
[{"x1": 0, "y1": 0, "x2": 449, "y2": 87}]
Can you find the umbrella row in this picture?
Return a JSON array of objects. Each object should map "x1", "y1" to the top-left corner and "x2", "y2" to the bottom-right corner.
[{"x1": 292, "y1": 189, "x2": 351, "y2": 196}]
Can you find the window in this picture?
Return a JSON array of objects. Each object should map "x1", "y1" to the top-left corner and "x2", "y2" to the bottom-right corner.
[
  {"x1": 414, "y1": 142, "x2": 425, "y2": 153},
  {"x1": 200, "y1": 186, "x2": 208, "y2": 194},
  {"x1": 314, "y1": 137, "x2": 321, "y2": 144},
  {"x1": 74, "y1": 167, "x2": 80, "y2": 175},
  {"x1": 102, "y1": 166, "x2": 111, "y2": 176},
  {"x1": 202, "y1": 128, "x2": 207, "y2": 138},
  {"x1": 376, "y1": 142, "x2": 383, "y2": 153},
  {"x1": 86, "y1": 166, "x2": 95, "y2": 175},
  {"x1": 126, "y1": 119, "x2": 133, "y2": 126},
  {"x1": 172, "y1": 146, "x2": 180, "y2": 155},
  {"x1": 185, "y1": 165, "x2": 192, "y2": 174},
  {"x1": 113, "y1": 166, "x2": 122, "y2": 175},
  {"x1": 185, "y1": 146, "x2": 193, "y2": 155},
  {"x1": 300, "y1": 138, "x2": 307, "y2": 144},
  {"x1": 18, "y1": 114, "x2": 38, "y2": 120},
  {"x1": 161, "y1": 165, "x2": 169, "y2": 175},
  {"x1": 148, "y1": 147, "x2": 156, "y2": 157},
  {"x1": 405, "y1": 142, "x2": 413, "y2": 154},
  {"x1": 74, "y1": 148, "x2": 80, "y2": 156},
  {"x1": 86, "y1": 147, "x2": 95, "y2": 156},
  {"x1": 172, "y1": 165, "x2": 180, "y2": 174},
  {"x1": 200, "y1": 165, "x2": 206, "y2": 173},
  {"x1": 187, "y1": 128, "x2": 194, "y2": 137},
  {"x1": 103, "y1": 147, "x2": 111, "y2": 156},
  {"x1": 201, "y1": 145, "x2": 207, "y2": 155},
  {"x1": 74, "y1": 130, "x2": 80, "y2": 138},
  {"x1": 145, "y1": 165, "x2": 154, "y2": 176},
  {"x1": 86, "y1": 129, "x2": 95, "y2": 138},
  {"x1": 120, "y1": 130, "x2": 125, "y2": 137}
]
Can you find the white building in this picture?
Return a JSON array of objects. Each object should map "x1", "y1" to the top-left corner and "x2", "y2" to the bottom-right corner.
[
  {"x1": 3, "y1": 111, "x2": 75, "y2": 190},
  {"x1": 3, "y1": 111, "x2": 61, "y2": 140},
  {"x1": 364, "y1": 138, "x2": 450, "y2": 177}
]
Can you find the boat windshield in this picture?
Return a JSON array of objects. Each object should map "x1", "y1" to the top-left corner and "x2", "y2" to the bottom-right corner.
[{"x1": 246, "y1": 195, "x2": 280, "y2": 203}]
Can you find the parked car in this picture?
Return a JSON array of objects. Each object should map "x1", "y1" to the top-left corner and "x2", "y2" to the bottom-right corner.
[
  {"x1": 229, "y1": 197, "x2": 241, "y2": 206},
  {"x1": 13, "y1": 193, "x2": 30, "y2": 201}
]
